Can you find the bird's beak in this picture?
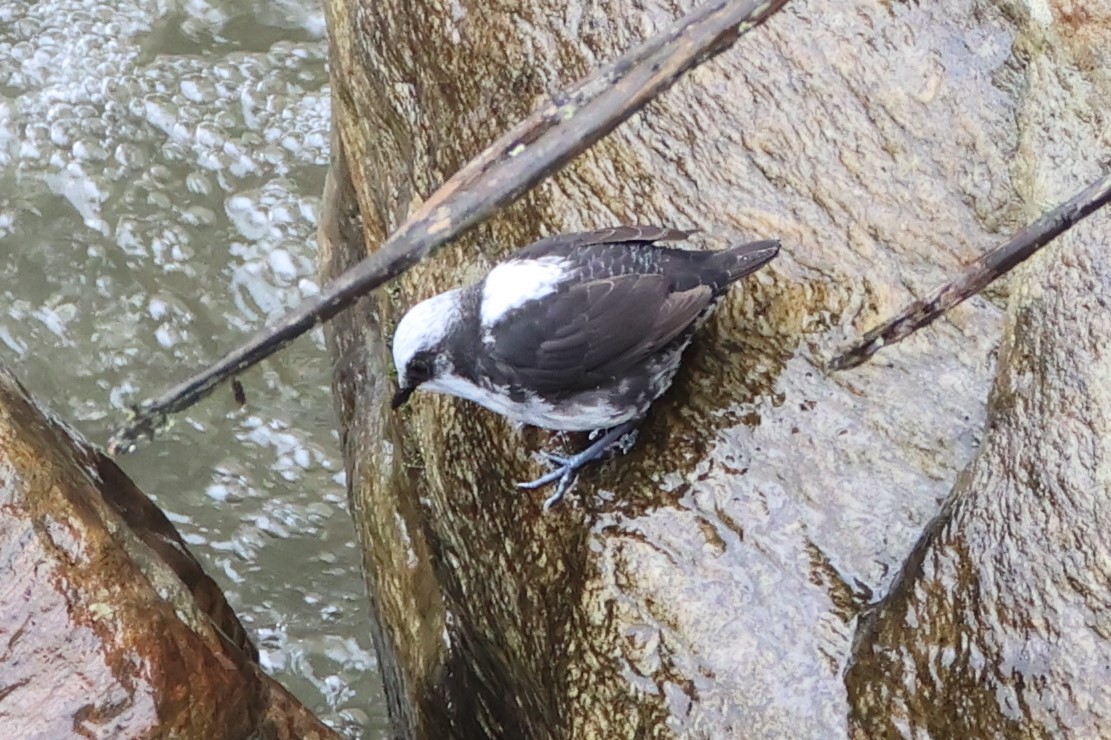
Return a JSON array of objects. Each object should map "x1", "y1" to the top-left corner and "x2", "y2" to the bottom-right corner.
[{"x1": 391, "y1": 386, "x2": 414, "y2": 409}]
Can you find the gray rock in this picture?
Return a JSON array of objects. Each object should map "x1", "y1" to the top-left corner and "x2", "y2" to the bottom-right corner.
[{"x1": 321, "y1": 0, "x2": 1110, "y2": 736}]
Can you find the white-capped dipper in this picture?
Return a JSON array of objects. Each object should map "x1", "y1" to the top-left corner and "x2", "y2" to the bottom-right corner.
[{"x1": 391, "y1": 225, "x2": 780, "y2": 509}]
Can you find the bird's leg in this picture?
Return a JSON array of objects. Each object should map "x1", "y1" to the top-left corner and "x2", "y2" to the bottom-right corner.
[{"x1": 518, "y1": 419, "x2": 642, "y2": 510}]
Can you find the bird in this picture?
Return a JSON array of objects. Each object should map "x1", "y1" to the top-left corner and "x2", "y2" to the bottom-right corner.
[{"x1": 391, "y1": 225, "x2": 780, "y2": 509}]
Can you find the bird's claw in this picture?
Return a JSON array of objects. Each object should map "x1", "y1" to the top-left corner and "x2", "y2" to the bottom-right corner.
[
  {"x1": 517, "y1": 445, "x2": 590, "y2": 508},
  {"x1": 540, "y1": 472, "x2": 577, "y2": 511},
  {"x1": 517, "y1": 419, "x2": 642, "y2": 510},
  {"x1": 540, "y1": 451, "x2": 571, "y2": 466},
  {"x1": 514, "y1": 449, "x2": 574, "y2": 488},
  {"x1": 516, "y1": 465, "x2": 568, "y2": 490},
  {"x1": 517, "y1": 464, "x2": 579, "y2": 511}
]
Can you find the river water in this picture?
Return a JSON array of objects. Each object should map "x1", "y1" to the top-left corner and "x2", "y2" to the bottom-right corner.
[{"x1": 0, "y1": 0, "x2": 386, "y2": 736}]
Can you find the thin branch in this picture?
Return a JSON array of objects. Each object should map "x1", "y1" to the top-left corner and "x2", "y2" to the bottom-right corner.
[
  {"x1": 830, "y1": 169, "x2": 1111, "y2": 371},
  {"x1": 108, "y1": 0, "x2": 791, "y2": 455}
]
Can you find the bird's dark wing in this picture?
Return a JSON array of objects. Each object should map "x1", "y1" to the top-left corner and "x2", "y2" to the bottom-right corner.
[
  {"x1": 488, "y1": 273, "x2": 713, "y2": 393},
  {"x1": 512, "y1": 225, "x2": 694, "y2": 260}
]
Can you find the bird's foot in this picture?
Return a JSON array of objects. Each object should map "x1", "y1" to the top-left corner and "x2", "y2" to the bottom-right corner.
[
  {"x1": 517, "y1": 466, "x2": 579, "y2": 512},
  {"x1": 517, "y1": 420, "x2": 641, "y2": 510},
  {"x1": 608, "y1": 427, "x2": 640, "y2": 457},
  {"x1": 516, "y1": 452, "x2": 580, "y2": 511}
]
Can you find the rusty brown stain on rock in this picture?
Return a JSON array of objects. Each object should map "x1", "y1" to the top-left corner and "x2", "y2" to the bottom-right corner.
[{"x1": 0, "y1": 368, "x2": 339, "y2": 739}]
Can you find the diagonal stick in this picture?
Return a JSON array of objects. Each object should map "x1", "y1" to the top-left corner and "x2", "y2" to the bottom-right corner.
[
  {"x1": 108, "y1": 0, "x2": 790, "y2": 454},
  {"x1": 831, "y1": 170, "x2": 1111, "y2": 371}
]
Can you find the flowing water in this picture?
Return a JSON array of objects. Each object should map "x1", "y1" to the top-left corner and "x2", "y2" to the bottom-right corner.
[{"x1": 0, "y1": 0, "x2": 386, "y2": 736}]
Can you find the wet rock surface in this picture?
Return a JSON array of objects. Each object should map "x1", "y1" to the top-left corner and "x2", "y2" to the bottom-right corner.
[
  {"x1": 848, "y1": 232, "x2": 1111, "y2": 736},
  {"x1": 322, "y1": 0, "x2": 1110, "y2": 736},
  {"x1": 0, "y1": 365, "x2": 338, "y2": 739},
  {"x1": 846, "y1": 16, "x2": 1111, "y2": 736}
]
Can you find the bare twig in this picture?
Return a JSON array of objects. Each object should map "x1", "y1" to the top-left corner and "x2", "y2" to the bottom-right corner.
[
  {"x1": 831, "y1": 169, "x2": 1111, "y2": 371},
  {"x1": 107, "y1": 0, "x2": 790, "y2": 455}
]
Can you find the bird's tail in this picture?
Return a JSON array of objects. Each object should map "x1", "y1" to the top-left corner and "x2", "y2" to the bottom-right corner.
[{"x1": 711, "y1": 239, "x2": 781, "y2": 283}]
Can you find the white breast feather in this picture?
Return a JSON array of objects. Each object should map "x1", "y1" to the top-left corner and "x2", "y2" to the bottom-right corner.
[
  {"x1": 424, "y1": 374, "x2": 632, "y2": 431},
  {"x1": 480, "y1": 257, "x2": 569, "y2": 328}
]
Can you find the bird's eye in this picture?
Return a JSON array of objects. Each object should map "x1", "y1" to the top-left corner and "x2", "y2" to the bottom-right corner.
[{"x1": 408, "y1": 356, "x2": 433, "y2": 383}]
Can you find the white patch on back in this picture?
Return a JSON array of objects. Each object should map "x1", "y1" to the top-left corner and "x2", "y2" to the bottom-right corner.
[
  {"x1": 392, "y1": 289, "x2": 464, "y2": 376},
  {"x1": 480, "y1": 257, "x2": 569, "y2": 328}
]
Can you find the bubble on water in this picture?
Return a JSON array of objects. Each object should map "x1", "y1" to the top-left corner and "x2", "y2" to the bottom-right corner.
[
  {"x1": 44, "y1": 166, "x2": 109, "y2": 233},
  {"x1": 0, "y1": 327, "x2": 29, "y2": 356},
  {"x1": 259, "y1": 646, "x2": 287, "y2": 673},
  {"x1": 113, "y1": 141, "x2": 146, "y2": 168},
  {"x1": 2, "y1": 0, "x2": 330, "y2": 267},
  {"x1": 267, "y1": 248, "x2": 297, "y2": 283},
  {"x1": 180, "y1": 76, "x2": 216, "y2": 104},
  {"x1": 71, "y1": 140, "x2": 110, "y2": 162},
  {"x1": 0, "y1": 211, "x2": 15, "y2": 240},
  {"x1": 154, "y1": 324, "x2": 181, "y2": 348},
  {"x1": 184, "y1": 171, "x2": 212, "y2": 195},
  {"x1": 181, "y1": 205, "x2": 217, "y2": 226},
  {"x1": 34, "y1": 305, "x2": 73, "y2": 339},
  {"x1": 226, "y1": 193, "x2": 272, "y2": 240},
  {"x1": 298, "y1": 278, "x2": 319, "y2": 298},
  {"x1": 256, "y1": 514, "x2": 292, "y2": 539},
  {"x1": 148, "y1": 297, "x2": 169, "y2": 320}
]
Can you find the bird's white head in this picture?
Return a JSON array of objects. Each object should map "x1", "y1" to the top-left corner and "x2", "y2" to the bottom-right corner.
[{"x1": 391, "y1": 289, "x2": 465, "y2": 408}]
